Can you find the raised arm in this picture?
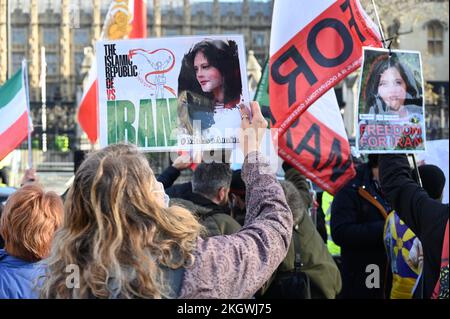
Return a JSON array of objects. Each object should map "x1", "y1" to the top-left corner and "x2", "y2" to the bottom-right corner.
[
  {"x1": 179, "y1": 153, "x2": 292, "y2": 298},
  {"x1": 157, "y1": 153, "x2": 192, "y2": 189},
  {"x1": 379, "y1": 154, "x2": 446, "y2": 239},
  {"x1": 178, "y1": 102, "x2": 293, "y2": 298}
]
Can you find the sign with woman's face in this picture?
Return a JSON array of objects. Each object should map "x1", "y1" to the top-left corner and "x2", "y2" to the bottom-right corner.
[
  {"x1": 356, "y1": 47, "x2": 426, "y2": 154},
  {"x1": 193, "y1": 51, "x2": 224, "y2": 94},
  {"x1": 96, "y1": 35, "x2": 249, "y2": 153},
  {"x1": 377, "y1": 67, "x2": 407, "y2": 112}
]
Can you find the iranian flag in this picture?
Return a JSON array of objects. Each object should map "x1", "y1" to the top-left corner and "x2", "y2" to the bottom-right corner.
[
  {"x1": 0, "y1": 63, "x2": 32, "y2": 161},
  {"x1": 77, "y1": 0, "x2": 147, "y2": 144},
  {"x1": 269, "y1": 0, "x2": 382, "y2": 194}
]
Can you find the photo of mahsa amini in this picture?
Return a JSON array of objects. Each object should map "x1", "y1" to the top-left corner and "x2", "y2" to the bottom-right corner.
[{"x1": 177, "y1": 39, "x2": 243, "y2": 139}]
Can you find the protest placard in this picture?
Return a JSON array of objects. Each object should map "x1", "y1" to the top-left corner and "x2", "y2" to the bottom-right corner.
[
  {"x1": 96, "y1": 35, "x2": 249, "y2": 151},
  {"x1": 356, "y1": 47, "x2": 426, "y2": 153}
]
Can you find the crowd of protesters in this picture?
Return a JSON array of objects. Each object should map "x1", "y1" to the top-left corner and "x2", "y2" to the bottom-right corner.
[{"x1": 0, "y1": 101, "x2": 448, "y2": 299}]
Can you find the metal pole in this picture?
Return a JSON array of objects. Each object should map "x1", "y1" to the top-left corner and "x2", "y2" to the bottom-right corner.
[
  {"x1": 371, "y1": 0, "x2": 387, "y2": 47},
  {"x1": 40, "y1": 46, "x2": 47, "y2": 152},
  {"x1": 411, "y1": 154, "x2": 422, "y2": 188},
  {"x1": 440, "y1": 87, "x2": 446, "y2": 139},
  {"x1": 412, "y1": 151, "x2": 424, "y2": 300},
  {"x1": 7, "y1": 0, "x2": 12, "y2": 78},
  {"x1": 22, "y1": 59, "x2": 33, "y2": 169}
]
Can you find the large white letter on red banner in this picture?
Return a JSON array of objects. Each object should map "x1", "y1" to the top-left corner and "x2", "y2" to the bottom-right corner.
[{"x1": 269, "y1": 0, "x2": 382, "y2": 194}]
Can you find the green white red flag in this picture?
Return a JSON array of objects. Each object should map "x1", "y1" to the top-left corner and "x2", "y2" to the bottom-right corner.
[{"x1": 0, "y1": 63, "x2": 32, "y2": 161}]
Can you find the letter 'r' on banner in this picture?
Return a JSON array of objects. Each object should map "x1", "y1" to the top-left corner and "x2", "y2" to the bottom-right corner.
[
  {"x1": 269, "y1": 0, "x2": 382, "y2": 194},
  {"x1": 270, "y1": 0, "x2": 382, "y2": 134}
]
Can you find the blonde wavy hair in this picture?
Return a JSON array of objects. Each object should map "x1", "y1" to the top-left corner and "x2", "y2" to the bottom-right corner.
[{"x1": 40, "y1": 144, "x2": 203, "y2": 298}]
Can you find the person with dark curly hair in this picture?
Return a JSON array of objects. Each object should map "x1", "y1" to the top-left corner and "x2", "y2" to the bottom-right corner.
[
  {"x1": 364, "y1": 54, "x2": 422, "y2": 120},
  {"x1": 177, "y1": 39, "x2": 243, "y2": 142}
]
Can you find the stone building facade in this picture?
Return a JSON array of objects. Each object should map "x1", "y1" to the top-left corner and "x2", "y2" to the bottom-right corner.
[
  {"x1": 0, "y1": 0, "x2": 273, "y2": 149},
  {"x1": 0, "y1": 0, "x2": 448, "y2": 148}
]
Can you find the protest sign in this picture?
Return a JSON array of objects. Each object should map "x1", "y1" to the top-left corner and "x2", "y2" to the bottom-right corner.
[
  {"x1": 356, "y1": 48, "x2": 426, "y2": 153},
  {"x1": 96, "y1": 35, "x2": 249, "y2": 151}
]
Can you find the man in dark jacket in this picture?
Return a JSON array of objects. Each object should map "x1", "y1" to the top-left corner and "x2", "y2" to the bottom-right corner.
[
  {"x1": 331, "y1": 155, "x2": 391, "y2": 299},
  {"x1": 379, "y1": 154, "x2": 449, "y2": 299},
  {"x1": 170, "y1": 162, "x2": 241, "y2": 237}
]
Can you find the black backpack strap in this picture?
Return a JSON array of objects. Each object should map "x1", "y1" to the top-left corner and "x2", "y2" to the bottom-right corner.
[
  {"x1": 292, "y1": 225, "x2": 303, "y2": 272},
  {"x1": 292, "y1": 225, "x2": 311, "y2": 299}
]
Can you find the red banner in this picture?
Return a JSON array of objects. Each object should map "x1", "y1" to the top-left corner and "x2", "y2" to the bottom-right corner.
[
  {"x1": 277, "y1": 110, "x2": 354, "y2": 193},
  {"x1": 269, "y1": 0, "x2": 382, "y2": 194},
  {"x1": 270, "y1": 0, "x2": 381, "y2": 135}
]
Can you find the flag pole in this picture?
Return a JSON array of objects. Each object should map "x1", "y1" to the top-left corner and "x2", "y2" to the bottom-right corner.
[
  {"x1": 40, "y1": 46, "x2": 47, "y2": 152},
  {"x1": 370, "y1": 0, "x2": 387, "y2": 47},
  {"x1": 410, "y1": 153, "x2": 423, "y2": 299},
  {"x1": 7, "y1": 0, "x2": 12, "y2": 78},
  {"x1": 22, "y1": 60, "x2": 33, "y2": 169},
  {"x1": 410, "y1": 154, "x2": 423, "y2": 187}
]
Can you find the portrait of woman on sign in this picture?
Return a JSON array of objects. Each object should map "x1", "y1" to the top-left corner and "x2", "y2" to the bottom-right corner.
[
  {"x1": 356, "y1": 48, "x2": 426, "y2": 153},
  {"x1": 177, "y1": 39, "x2": 246, "y2": 146},
  {"x1": 361, "y1": 51, "x2": 423, "y2": 122}
]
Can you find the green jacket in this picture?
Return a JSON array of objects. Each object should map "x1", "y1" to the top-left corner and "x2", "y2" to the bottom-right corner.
[
  {"x1": 260, "y1": 173, "x2": 342, "y2": 299},
  {"x1": 285, "y1": 206, "x2": 342, "y2": 299},
  {"x1": 171, "y1": 194, "x2": 241, "y2": 237}
]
